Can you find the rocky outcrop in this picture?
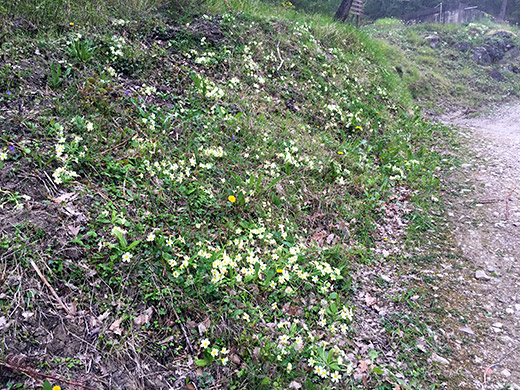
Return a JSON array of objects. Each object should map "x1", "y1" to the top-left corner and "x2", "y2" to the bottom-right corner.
[{"x1": 472, "y1": 31, "x2": 516, "y2": 65}]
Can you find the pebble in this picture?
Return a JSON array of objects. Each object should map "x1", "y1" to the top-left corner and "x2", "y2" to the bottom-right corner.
[
  {"x1": 431, "y1": 352, "x2": 450, "y2": 365},
  {"x1": 459, "y1": 326, "x2": 475, "y2": 335},
  {"x1": 501, "y1": 368, "x2": 511, "y2": 378},
  {"x1": 475, "y1": 270, "x2": 491, "y2": 280}
]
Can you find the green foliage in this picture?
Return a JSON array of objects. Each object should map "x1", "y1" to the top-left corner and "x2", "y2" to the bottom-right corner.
[
  {"x1": 0, "y1": 0, "x2": 459, "y2": 389},
  {"x1": 67, "y1": 38, "x2": 97, "y2": 62},
  {"x1": 0, "y1": 0, "x2": 203, "y2": 27},
  {"x1": 48, "y1": 61, "x2": 72, "y2": 89},
  {"x1": 363, "y1": 19, "x2": 520, "y2": 111}
]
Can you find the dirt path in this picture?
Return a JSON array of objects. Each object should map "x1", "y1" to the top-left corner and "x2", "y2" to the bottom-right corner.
[{"x1": 441, "y1": 103, "x2": 520, "y2": 389}]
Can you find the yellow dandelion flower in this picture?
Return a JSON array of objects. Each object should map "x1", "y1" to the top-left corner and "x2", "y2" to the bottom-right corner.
[
  {"x1": 53, "y1": 386, "x2": 61, "y2": 390},
  {"x1": 69, "y1": 22, "x2": 74, "y2": 26},
  {"x1": 228, "y1": 195, "x2": 236, "y2": 203}
]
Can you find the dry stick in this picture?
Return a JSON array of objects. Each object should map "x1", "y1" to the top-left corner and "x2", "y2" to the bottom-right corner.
[
  {"x1": 483, "y1": 346, "x2": 518, "y2": 384},
  {"x1": 476, "y1": 198, "x2": 502, "y2": 204},
  {"x1": 173, "y1": 309, "x2": 194, "y2": 354},
  {"x1": 0, "y1": 360, "x2": 98, "y2": 390},
  {"x1": 30, "y1": 260, "x2": 74, "y2": 317},
  {"x1": 505, "y1": 187, "x2": 516, "y2": 220},
  {"x1": 99, "y1": 136, "x2": 131, "y2": 156},
  {"x1": 276, "y1": 41, "x2": 284, "y2": 71}
]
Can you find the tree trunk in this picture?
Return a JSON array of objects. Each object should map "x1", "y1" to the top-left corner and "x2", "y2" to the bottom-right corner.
[
  {"x1": 499, "y1": 0, "x2": 508, "y2": 21},
  {"x1": 335, "y1": 0, "x2": 355, "y2": 22}
]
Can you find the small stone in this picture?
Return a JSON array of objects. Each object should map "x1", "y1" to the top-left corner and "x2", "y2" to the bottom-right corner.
[
  {"x1": 487, "y1": 267, "x2": 495, "y2": 273},
  {"x1": 431, "y1": 352, "x2": 450, "y2": 365},
  {"x1": 506, "y1": 308, "x2": 514, "y2": 314},
  {"x1": 493, "y1": 322, "x2": 503, "y2": 328},
  {"x1": 501, "y1": 368, "x2": 511, "y2": 377},
  {"x1": 515, "y1": 304, "x2": 520, "y2": 311},
  {"x1": 458, "y1": 326, "x2": 475, "y2": 335},
  {"x1": 475, "y1": 270, "x2": 491, "y2": 280}
]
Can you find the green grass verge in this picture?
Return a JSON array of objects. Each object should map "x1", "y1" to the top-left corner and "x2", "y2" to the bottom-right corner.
[{"x1": 0, "y1": 1, "x2": 457, "y2": 389}]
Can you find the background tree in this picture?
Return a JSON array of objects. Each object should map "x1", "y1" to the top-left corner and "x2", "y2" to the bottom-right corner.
[{"x1": 334, "y1": 0, "x2": 354, "y2": 21}]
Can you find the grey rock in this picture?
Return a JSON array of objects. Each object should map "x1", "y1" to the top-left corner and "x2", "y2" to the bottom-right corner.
[
  {"x1": 489, "y1": 69, "x2": 506, "y2": 82},
  {"x1": 475, "y1": 270, "x2": 491, "y2": 280},
  {"x1": 473, "y1": 46, "x2": 491, "y2": 64},
  {"x1": 431, "y1": 352, "x2": 450, "y2": 365},
  {"x1": 455, "y1": 41, "x2": 472, "y2": 52},
  {"x1": 501, "y1": 368, "x2": 511, "y2": 377},
  {"x1": 458, "y1": 326, "x2": 475, "y2": 335},
  {"x1": 424, "y1": 34, "x2": 440, "y2": 48}
]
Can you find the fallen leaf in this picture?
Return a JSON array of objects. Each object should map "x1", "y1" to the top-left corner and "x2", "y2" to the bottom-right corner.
[
  {"x1": 134, "y1": 307, "x2": 153, "y2": 326},
  {"x1": 109, "y1": 318, "x2": 123, "y2": 335},
  {"x1": 362, "y1": 373, "x2": 368, "y2": 387},
  {"x1": 365, "y1": 293, "x2": 377, "y2": 307},
  {"x1": 98, "y1": 311, "x2": 110, "y2": 321},
  {"x1": 198, "y1": 316, "x2": 211, "y2": 334},
  {"x1": 64, "y1": 205, "x2": 82, "y2": 216},
  {"x1": 312, "y1": 230, "x2": 327, "y2": 247},
  {"x1": 0, "y1": 316, "x2": 10, "y2": 331},
  {"x1": 53, "y1": 192, "x2": 78, "y2": 203},
  {"x1": 69, "y1": 301, "x2": 78, "y2": 315},
  {"x1": 68, "y1": 225, "x2": 81, "y2": 237},
  {"x1": 326, "y1": 233, "x2": 335, "y2": 245},
  {"x1": 21, "y1": 311, "x2": 34, "y2": 320},
  {"x1": 289, "y1": 381, "x2": 302, "y2": 389},
  {"x1": 359, "y1": 360, "x2": 368, "y2": 373},
  {"x1": 431, "y1": 352, "x2": 450, "y2": 365},
  {"x1": 230, "y1": 354, "x2": 241, "y2": 365}
]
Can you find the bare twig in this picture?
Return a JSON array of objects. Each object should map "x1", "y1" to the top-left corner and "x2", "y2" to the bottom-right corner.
[
  {"x1": 276, "y1": 41, "x2": 284, "y2": 71},
  {"x1": 99, "y1": 136, "x2": 131, "y2": 156},
  {"x1": 476, "y1": 198, "x2": 501, "y2": 204},
  {"x1": 0, "y1": 359, "x2": 97, "y2": 390},
  {"x1": 483, "y1": 346, "x2": 518, "y2": 384},
  {"x1": 505, "y1": 187, "x2": 516, "y2": 220},
  {"x1": 42, "y1": 170, "x2": 59, "y2": 194},
  {"x1": 30, "y1": 260, "x2": 74, "y2": 317},
  {"x1": 173, "y1": 309, "x2": 194, "y2": 354}
]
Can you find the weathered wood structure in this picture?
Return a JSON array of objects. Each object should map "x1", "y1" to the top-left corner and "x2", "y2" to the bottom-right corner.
[
  {"x1": 334, "y1": 0, "x2": 364, "y2": 26},
  {"x1": 403, "y1": 1, "x2": 485, "y2": 24}
]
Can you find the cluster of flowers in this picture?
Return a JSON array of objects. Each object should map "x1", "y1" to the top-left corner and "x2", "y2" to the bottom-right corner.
[
  {"x1": 109, "y1": 35, "x2": 125, "y2": 58},
  {"x1": 52, "y1": 122, "x2": 87, "y2": 184}
]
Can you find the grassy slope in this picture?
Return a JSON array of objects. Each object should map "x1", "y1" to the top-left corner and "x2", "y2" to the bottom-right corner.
[
  {"x1": 0, "y1": 1, "x2": 456, "y2": 389},
  {"x1": 363, "y1": 18, "x2": 520, "y2": 113}
]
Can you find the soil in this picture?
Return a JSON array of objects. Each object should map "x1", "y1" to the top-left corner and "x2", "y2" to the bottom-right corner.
[{"x1": 439, "y1": 101, "x2": 520, "y2": 389}]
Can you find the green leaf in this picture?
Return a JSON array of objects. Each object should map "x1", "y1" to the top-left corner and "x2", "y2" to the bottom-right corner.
[
  {"x1": 261, "y1": 377, "x2": 271, "y2": 385},
  {"x1": 127, "y1": 240, "x2": 141, "y2": 251},
  {"x1": 69, "y1": 238, "x2": 86, "y2": 247},
  {"x1": 195, "y1": 358, "x2": 209, "y2": 367},
  {"x1": 372, "y1": 366, "x2": 384, "y2": 375},
  {"x1": 369, "y1": 349, "x2": 379, "y2": 362},
  {"x1": 329, "y1": 302, "x2": 338, "y2": 316},
  {"x1": 42, "y1": 380, "x2": 52, "y2": 390}
]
